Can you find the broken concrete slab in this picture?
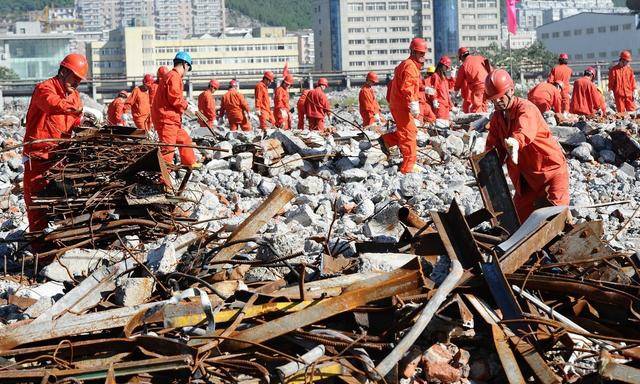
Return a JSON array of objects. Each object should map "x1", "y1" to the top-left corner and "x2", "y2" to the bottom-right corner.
[
  {"x1": 115, "y1": 277, "x2": 155, "y2": 307},
  {"x1": 41, "y1": 249, "x2": 124, "y2": 283}
]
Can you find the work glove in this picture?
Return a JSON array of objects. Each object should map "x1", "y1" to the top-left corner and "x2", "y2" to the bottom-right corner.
[
  {"x1": 255, "y1": 109, "x2": 262, "y2": 117},
  {"x1": 414, "y1": 118, "x2": 423, "y2": 128},
  {"x1": 608, "y1": 90, "x2": 615, "y2": 100},
  {"x1": 451, "y1": 66, "x2": 458, "y2": 78},
  {"x1": 187, "y1": 101, "x2": 198, "y2": 114},
  {"x1": 409, "y1": 101, "x2": 420, "y2": 117},
  {"x1": 374, "y1": 113, "x2": 381, "y2": 123},
  {"x1": 280, "y1": 108, "x2": 288, "y2": 119},
  {"x1": 425, "y1": 87, "x2": 436, "y2": 96},
  {"x1": 504, "y1": 137, "x2": 519, "y2": 165},
  {"x1": 82, "y1": 106, "x2": 104, "y2": 126},
  {"x1": 433, "y1": 100, "x2": 440, "y2": 110},
  {"x1": 634, "y1": 89, "x2": 639, "y2": 100}
]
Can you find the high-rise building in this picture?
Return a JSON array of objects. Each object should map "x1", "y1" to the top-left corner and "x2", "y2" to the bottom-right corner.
[
  {"x1": 192, "y1": 0, "x2": 225, "y2": 36},
  {"x1": 312, "y1": 0, "x2": 435, "y2": 72},
  {"x1": 516, "y1": 0, "x2": 623, "y2": 30},
  {"x1": 434, "y1": 0, "x2": 501, "y2": 61},
  {"x1": 154, "y1": 0, "x2": 193, "y2": 39}
]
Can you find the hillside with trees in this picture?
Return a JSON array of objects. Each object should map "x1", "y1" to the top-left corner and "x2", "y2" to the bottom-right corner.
[{"x1": 226, "y1": 0, "x2": 312, "y2": 30}]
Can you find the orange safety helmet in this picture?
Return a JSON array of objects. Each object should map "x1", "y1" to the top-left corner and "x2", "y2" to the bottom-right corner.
[
  {"x1": 620, "y1": 50, "x2": 632, "y2": 61},
  {"x1": 283, "y1": 74, "x2": 294, "y2": 85},
  {"x1": 229, "y1": 79, "x2": 238, "y2": 87},
  {"x1": 559, "y1": 53, "x2": 569, "y2": 60},
  {"x1": 458, "y1": 47, "x2": 469, "y2": 58},
  {"x1": 484, "y1": 69, "x2": 514, "y2": 100},
  {"x1": 584, "y1": 66, "x2": 596, "y2": 77},
  {"x1": 439, "y1": 56, "x2": 452, "y2": 68},
  {"x1": 143, "y1": 74, "x2": 154, "y2": 85},
  {"x1": 366, "y1": 71, "x2": 379, "y2": 83},
  {"x1": 117, "y1": 90, "x2": 129, "y2": 98},
  {"x1": 409, "y1": 37, "x2": 427, "y2": 53},
  {"x1": 263, "y1": 71, "x2": 275, "y2": 81},
  {"x1": 157, "y1": 66, "x2": 169, "y2": 80},
  {"x1": 317, "y1": 77, "x2": 329, "y2": 87},
  {"x1": 209, "y1": 79, "x2": 220, "y2": 89},
  {"x1": 60, "y1": 53, "x2": 88, "y2": 80}
]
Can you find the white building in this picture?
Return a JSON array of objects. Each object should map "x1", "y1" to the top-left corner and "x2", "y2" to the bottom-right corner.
[
  {"x1": 501, "y1": 26, "x2": 536, "y2": 49},
  {"x1": 516, "y1": 0, "x2": 625, "y2": 30},
  {"x1": 192, "y1": 0, "x2": 225, "y2": 36},
  {"x1": 537, "y1": 12, "x2": 640, "y2": 64}
]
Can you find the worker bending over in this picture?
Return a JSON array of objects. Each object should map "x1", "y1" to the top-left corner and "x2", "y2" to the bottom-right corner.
[
  {"x1": 571, "y1": 67, "x2": 607, "y2": 117},
  {"x1": 126, "y1": 74, "x2": 153, "y2": 130},
  {"x1": 220, "y1": 79, "x2": 251, "y2": 131},
  {"x1": 527, "y1": 80, "x2": 563, "y2": 114},
  {"x1": 484, "y1": 69, "x2": 569, "y2": 221}
]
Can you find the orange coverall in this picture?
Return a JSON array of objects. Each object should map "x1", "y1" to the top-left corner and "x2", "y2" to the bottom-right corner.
[
  {"x1": 149, "y1": 82, "x2": 158, "y2": 107},
  {"x1": 382, "y1": 57, "x2": 421, "y2": 173},
  {"x1": 455, "y1": 55, "x2": 489, "y2": 113},
  {"x1": 23, "y1": 76, "x2": 82, "y2": 232},
  {"x1": 419, "y1": 78, "x2": 436, "y2": 123},
  {"x1": 547, "y1": 64, "x2": 572, "y2": 113},
  {"x1": 297, "y1": 90, "x2": 309, "y2": 129},
  {"x1": 255, "y1": 81, "x2": 274, "y2": 129},
  {"x1": 608, "y1": 63, "x2": 636, "y2": 113},
  {"x1": 151, "y1": 68, "x2": 196, "y2": 166},
  {"x1": 570, "y1": 76, "x2": 606, "y2": 116},
  {"x1": 197, "y1": 88, "x2": 216, "y2": 127},
  {"x1": 304, "y1": 86, "x2": 330, "y2": 132},
  {"x1": 426, "y1": 74, "x2": 452, "y2": 120},
  {"x1": 485, "y1": 97, "x2": 569, "y2": 221},
  {"x1": 107, "y1": 97, "x2": 127, "y2": 126},
  {"x1": 220, "y1": 88, "x2": 251, "y2": 131},
  {"x1": 358, "y1": 84, "x2": 381, "y2": 126},
  {"x1": 274, "y1": 85, "x2": 291, "y2": 129},
  {"x1": 125, "y1": 86, "x2": 151, "y2": 130},
  {"x1": 527, "y1": 82, "x2": 562, "y2": 114}
]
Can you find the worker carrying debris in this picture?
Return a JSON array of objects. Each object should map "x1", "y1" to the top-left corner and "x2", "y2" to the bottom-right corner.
[
  {"x1": 426, "y1": 56, "x2": 453, "y2": 127},
  {"x1": 22, "y1": 53, "x2": 97, "y2": 234},
  {"x1": 527, "y1": 80, "x2": 563, "y2": 114},
  {"x1": 484, "y1": 69, "x2": 569, "y2": 220},
  {"x1": 274, "y1": 74, "x2": 294, "y2": 129},
  {"x1": 255, "y1": 71, "x2": 276, "y2": 130},
  {"x1": 548, "y1": 53, "x2": 573, "y2": 113},
  {"x1": 380, "y1": 37, "x2": 427, "y2": 174},
  {"x1": 571, "y1": 67, "x2": 607, "y2": 117},
  {"x1": 358, "y1": 71, "x2": 383, "y2": 127},
  {"x1": 198, "y1": 79, "x2": 219, "y2": 128},
  {"x1": 220, "y1": 79, "x2": 251, "y2": 131},
  {"x1": 608, "y1": 50, "x2": 637, "y2": 113},
  {"x1": 454, "y1": 47, "x2": 489, "y2": 113},
  {"x1": 304, "y1": 77, "x2": 331, "y2": 132},
  {"x1": 297, "y1": 88, "x2": 310, "y2": 130},
  {"x1": 107, "y1": 91, "x2": 129, "y2": 126},
  {"x1": 125, "y1": 75, "x2": 153, "y2": 130},
  {"x1": 151, "y1": 51, "x2": 199, "y2": 168}
]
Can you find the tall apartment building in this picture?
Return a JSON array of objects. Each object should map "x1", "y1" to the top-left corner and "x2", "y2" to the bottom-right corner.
[
  {"x1": 433, "y1": 0, "x2": 501, "y2": 61},
  {"x1": 192, "y1": 0, "x2": 225, "y2": 36},
  {"x1": 516, "y1": 0, "x2": 619, "y2": 30},
  {"x1": 312, "y1": 0, "x2": 435, "y2": 72},
  {"x1": 154, "y1": 0, "x2": 193, "y2": 39}
]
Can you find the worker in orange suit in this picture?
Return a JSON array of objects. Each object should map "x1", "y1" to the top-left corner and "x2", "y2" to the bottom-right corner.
[
  {"x1": 527, "y1": 80, "x2": 563, "y2": 114},
  {"x1": 379, "y1": 37, "x2": 427, "y2": 174},
  {"x1": 304, "y1": 77, "x2": 331, "y2": 132},
  {"x1": 274, "y1": 74, "x2": 293, "y2": 129},
  {"x1": 198, "y1": 79, "x2": 219, "y2": 128},
  {"x1": 150, "y1": 66, "x2": 168, "y2": 107},
  {"x1": 418, "y1": 78, "x2": 436, "y2": 125},
  {"x1": 484, "y1": 69, "x2": 569, "y2": 221},
  {"x1": 455, "y1": 47, "x2": 489, "y2": 113},
  {"x1": 220, "y1": 79, "x2": 251, "y2": 131},
  {"x1": 23, "y1": 53, "x2": 88, "y2": 234},
  {"x1": 608, "y1": 50, "x2": 637, "y2": 113},
  {"x1": 359, "y1": 71, "x2": 383, "y2": 127},
  {"x1": 125, "y1": 74, "x2": 153, "y2": 130},
  {"x1": 571, "y1": 67, "x2": 607, "y2": 117},
  {"x1": 425, "y1": 56, "x2": 453, "y2": 123},
  {"x1": 107, "y1": 91, "x2": 129, "y2": 126},
  {"x1": 255, "y1": 71, "x2": 275, "y2": 130},
  {"x1": 297, "y1": 89, "x2": 310, "y2": 130},
  {"x1": 151, "y1": 51, "x2": 198, "y2": 168},
  {"x1": 547, "y1": 53, "x2": 573, "y2": 113}
]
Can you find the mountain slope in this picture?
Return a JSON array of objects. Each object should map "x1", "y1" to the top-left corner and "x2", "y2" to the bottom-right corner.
[
  {"x1": 226, "y1": 0, "x2": 312, "y2": 31},
  {"x1": 0, "y1": 0, "x2": 73, "y2": 15}
]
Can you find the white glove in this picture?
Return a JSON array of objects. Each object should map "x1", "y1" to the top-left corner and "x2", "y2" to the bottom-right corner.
[
  {"x1": 451, "y1": 67, "x2": 458, "y2": 78},
  {"x1": 609, "y1": 90, "x2": 615, "y2": 100},
  {"x1": 82, "y1": 106, "x2": 103, "y2": 125},
  {"x1": 187, "y1": 101, "x2": 198, "y2": 114},
  {"x1": 409, "y1": 100, "x2": 420, "y2": 117},
  {"x1": 634, "y1": 90, "x2": 639, "y2": 100},
  {"x1": 433, "y1": 100, "x2": 440, "y2": 110},
  {"x1": 414, "y1": 118, "x2": 423, "y2": 128},
  {"x1": 256, "y1": 109, "x2": 262, "y2": 117},
  {"x1": 425, "y1": 87, "x2": 436, "y2": 96},
  {"x1": 280, "y1": 108, "x2": 288, "y2": 119},
  {"x1": 504, "y1": 137, "x2": 519, "y2": 165},
  {"x1": 374, "y1": 113, "x2": 381, "y2": 123}
]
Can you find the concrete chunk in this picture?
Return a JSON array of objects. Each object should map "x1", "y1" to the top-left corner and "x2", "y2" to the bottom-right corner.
[{"x1": 115, "y1": 277, "x2": 154, "y2": 307}]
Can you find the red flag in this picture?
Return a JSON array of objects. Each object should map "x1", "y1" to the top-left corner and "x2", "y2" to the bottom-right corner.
[
  {"x1": 283, "y1": 62, "x2": 290, "y2": 78},
  {"x1": 506, "y1": 0, "x2": 519, "y2": 35}
]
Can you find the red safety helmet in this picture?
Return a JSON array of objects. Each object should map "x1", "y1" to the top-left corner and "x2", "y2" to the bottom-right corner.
[
  {"x1": 157, "y1": 66, "x2": 169, "y2": 80},
  {"x1": 585, "y1": 66, "x2": 596, "y2": 77},
  {"x1": 366, "y1": 71, "x2": 379, "y2": 83},
  {"x1": 209, "y1": 79, "x2": 220, "y2": 89},
  {"x1": 229, "y1": 79, "x2": 238, "y2": 87},
  {"x1": 263, "y1": 71, "x2": 275, "y2": 81},
  {"x1": 484, "y1": 69, "x2": 514, "y2": 100},
  {"x1": 117, "y1": 90, "x2": 129, "y2": 98},
  {"x1": 283, "y1": 74, "x2": 294, "y2": 85},
  {"x1": 409, "y1": 37, "x2": 427, "y2": 53},
  {"x1": 60, "y1": 53, "x2": 88, "y2": 80},
  {"x1": 439, "y1": 56, "x2": 452, "y2": 68},
  {"x1": 317, "y1": 77, "x2": 329, "y2": 87},
  {"x1": 620, "y1": 50, "x2": 632, "y2": 61},
  {"x1": 143, "y1": 74, "x2": 154, "y2": 85},
  {"x1": 458, "y1": 47, "x2": 469, "y2": 58},
  {"x1": 559, "y1": 53, "x2": 569, "y2": 60}
]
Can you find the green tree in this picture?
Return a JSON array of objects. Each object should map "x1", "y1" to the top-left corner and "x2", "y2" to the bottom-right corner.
[
  {"x1": 475, "y1": 41, "x2": 556, "y2": 79},
  {"x1": 227, "y1": 0, "x2": 312, "y2": 30},
  {"x1": 0, "y1": 66, "x2": 19, "y2": 80}
]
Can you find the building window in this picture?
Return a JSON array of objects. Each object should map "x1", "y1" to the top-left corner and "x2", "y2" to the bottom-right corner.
[
  {"x1": 587, "y1": 53, "x2": 595, "y2": 59},
  {"x1": 623, "y1": 23, "x2": 632, "y2": 30},
  {"x1": 610, "y1": 25, "x2": 619, "y2": 32},
  {"x1": 461, "y1": 13, "x2": 475, "y2": 20},
  {"x1": 348, "y1": 3, "x2": 364, "y2": 11},
  {"x1": 388, "y1": 1, "x2": 409, "y2": 10},
  {"x1": 366, "y1": 2, "x2": 386, "y2": 11},
  {"x1": 478, "y1": 13, "x2": 496, "y2": 19},
  {"x1": 461, "y1": 0, "x2": 474, "y2": 8},
  {"x1": 366, "y1": 16, "x2": 386, "y2": 22},
  {"x1": 573, "y1": 29, "x2": 581, "y2": 35},
  {"x1": 598, "y1": 26, "x2": 606, "y2": 33},
  {"x1": 586, "y1": 28, "x2": 594, "y2": 34},
  {"x1": 563, "y1": 30, "x2": 570, "y2": 36},
  {"x1": 575, "y1": 54, "x2": 583, "y2": 60},
  {"x1": 348, "y1": 39, "x2": 365, "y2": 44},
  {"x1": 367, "y1": 27, "x2": 387, "y2": 32},
  {"x1": 348, "y1": 28, "x2": 365, "y2": 33},
  {"x1": 347, "y1": 17, "x2": 364, "y2": 22},
  {"x1": 552, "y1": 32, "x2": 559, "y2": 38},
  {"x1": 599, "y1": 52, "x2": 607, "y2": 58},
  {"x1": 541, "y1": 33, "x2": 549, "y2": 39},
  {"x1": 390, "y1": 26, "x2": 409, "y2": 32}
]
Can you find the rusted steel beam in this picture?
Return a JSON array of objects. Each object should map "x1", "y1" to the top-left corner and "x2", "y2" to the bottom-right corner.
[
  {"x1": 491, "y1": 324, "x2": 525, "y2": 384},
  {"x1": 599, "y1": 350, "x2": 640, "y2": 383}
]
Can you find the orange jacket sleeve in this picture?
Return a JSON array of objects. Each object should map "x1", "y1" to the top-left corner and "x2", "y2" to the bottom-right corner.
[
  {"x1": 166, "y1": 74, "x2": 187, "y2": 113},
  {"x1": 239, "y1": 93, "x2": 250, "y2": 113},
  {"x1": 198, "y1": 91, "x2": 215, "y2": 121},
  {"x1": 552, "y1": 89, "x2": 562, "y2": 113},
  {"x1": 33, "y1": 81, "x2": 81, "y2": 115},
  {"x1": 591, "y1": 83, "x2": 606, "y2": 114},
  {"x1": 547, "y1": 68, "x2": 556, "y2": 84},
  {"x1": 399, "y1": 64, "x2": 420, "y2": 104},
  {"x1": 124, "y1": 89, "x2": 136, "y2": 111},
  {"x1": 255, "y1": 83, "x2": 271, "y2": 111},
  {"x1": 512, "y1": 108, "x2": 539, "y2": 149},
  {"x1": 454, "y1": 65, "x2": 466, "y2": 92},
  {"x1": 608, "y1": 67, "x2": 616, "y2": 92}
]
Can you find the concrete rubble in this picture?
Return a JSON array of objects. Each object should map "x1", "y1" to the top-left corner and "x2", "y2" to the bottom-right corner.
[{"x1": 0, "y1": 88, "x2": 639, "y2": 382}]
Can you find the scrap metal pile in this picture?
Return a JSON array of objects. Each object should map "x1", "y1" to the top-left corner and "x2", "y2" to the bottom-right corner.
[{"x1": 1, "y1": 127, "x2": 640, "y2": 382}]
